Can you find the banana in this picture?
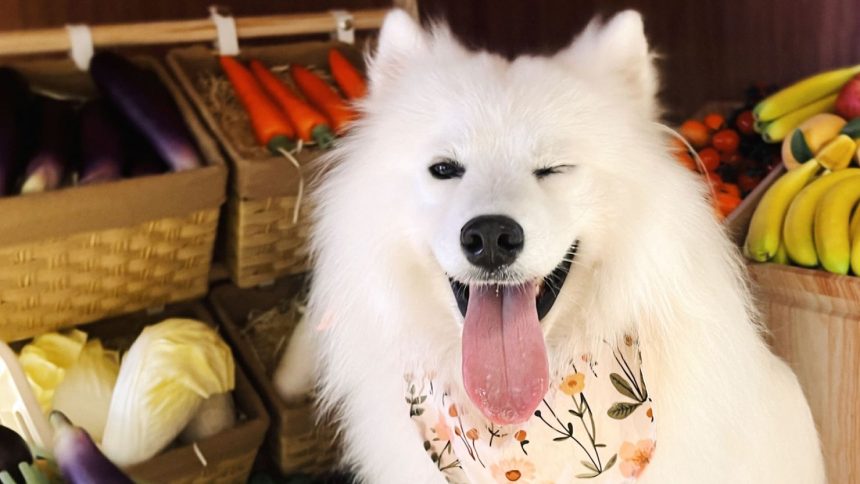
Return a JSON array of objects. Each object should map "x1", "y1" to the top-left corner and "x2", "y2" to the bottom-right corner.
[
  {"x1": 772, "y1": 240, "x2": 790, "y2": 265},
  {"x1": 816, "y1": 135, "x2": 857, "y2": 171},
  {"x1": 754, "y1": 64, "x2": 860, "y2": 122},
  {"x1": 814, "y1": 176, "x2": 860, "y2": 274},
  {"x1": 782, "y1": 168, "x2": 860, "y2": 266},
  {"x1": 760, "y1": 94, "x2": 838, "y2": 143},
  {"x1": 781, "y1": 113, "x2": 847, "y2": 170},
  {"x1": 851, "y1": 209, "x2": 860, "y2": 274},
  {"x1": 745, "y1": 159, "x2": 821, "y2": 261},
  {"x1": 851, "y1": 206, "x2": 860, "y2": 241}
]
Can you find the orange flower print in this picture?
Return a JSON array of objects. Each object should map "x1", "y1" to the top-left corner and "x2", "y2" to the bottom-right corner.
[
  {"x1": 560, "y1": 372, "x2": 586, "y2": 395},
  {"x1": 466, "y1": 428, "x2": 479, "y2": 440},
  {"x1": 433, "y1": 413, "x2": 451, "y2": 442},
  {"x1": 619, "y1": 439, "x2": 656, "y2": 478},
  {"x1": 448, "y1": 404, "x2": 458, "y2": 417},
  {"x1": 490, "y1": 457, "x2": 536, "y2": 482},
  {"x1": 514, "y1": 430, "x2": 527, "y2": 442}
]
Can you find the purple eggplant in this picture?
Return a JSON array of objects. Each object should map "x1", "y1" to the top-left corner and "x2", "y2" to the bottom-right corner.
[
  {"x1": 0, "y1": 424, "x2": 32, "y2": 483},
  {"x1": 50, "y1": 411, "x2": 133, "y2": 484},
  {"x1": 78, "y1": 100, "x2": 123, "y2": 185},
  {"x1": 89, "y1": 52, "x2": 201, "y2": 172},
  {"x1": 20, "y1": 97, "x2": 74, "y2": 194},
  {"x1": 0, "y1": 68, "x2": 29, "y2": 196}
]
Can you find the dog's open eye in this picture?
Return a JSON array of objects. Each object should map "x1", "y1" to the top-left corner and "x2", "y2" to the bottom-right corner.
[
  {"x1": 429, "y1": 160, "x2": 465, "y2": 180},
  {"x1": 534, "y1": 164, "x2": 574, "y2": 179}
]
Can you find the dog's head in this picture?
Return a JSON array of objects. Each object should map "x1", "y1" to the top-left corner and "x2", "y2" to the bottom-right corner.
[{"x1": 319, "y1": 10, "x2": 691, "y2": 425}]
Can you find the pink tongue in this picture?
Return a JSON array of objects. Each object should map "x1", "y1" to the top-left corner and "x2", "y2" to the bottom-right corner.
[{"x1": 462, "y1": 284, "x2": 549, "y2": 425}]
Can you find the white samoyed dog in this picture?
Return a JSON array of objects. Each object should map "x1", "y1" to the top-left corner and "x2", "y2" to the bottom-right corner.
[{"x1": 276, "y1": 9, "x2": 825, "y2": 484}]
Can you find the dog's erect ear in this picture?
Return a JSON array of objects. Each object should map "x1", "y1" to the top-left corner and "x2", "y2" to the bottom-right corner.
[
  {"x1": 369, "y1": 9, "x2": 427, "y2": 88},
  {"x1": 557, "y1": 10, "x2": 658, "y2": 116}
]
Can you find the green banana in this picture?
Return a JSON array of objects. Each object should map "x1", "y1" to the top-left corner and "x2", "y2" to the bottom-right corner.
[
  {"x1": 760, "y1": 94, "x2": 838, "y2": 143},
  {"x1": 754, "y1": 64, "x2": 860, "y2": 122},
  {"x1": 783, "y1": 168, "x2": 860, "y2": 266},
  {"x1": 746, "y1": 159, "x2": 821, "y2": 261},
  {"x1": 814, "y1": 176, "x2": 860, "y2": 274}
]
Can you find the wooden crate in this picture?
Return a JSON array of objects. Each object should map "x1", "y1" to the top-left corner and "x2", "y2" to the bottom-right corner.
[
  {"x1": 1, "y1": 301, "x2": 269, "y2": 484},
  {"x1": 733, "y1": 164, "x2": 857, "y2": 482},
  {"x1": 208, "y1": 278, "x2": 339, "y2": 475},
  {"x1": 0, "y1": 56, "x2": 227, "y2": 341},
  {"x1": 168, "y1": 42, "x2": 364, "y2": 288}
]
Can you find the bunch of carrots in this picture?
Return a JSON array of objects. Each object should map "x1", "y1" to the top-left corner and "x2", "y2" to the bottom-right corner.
[{"x1": 219, "y1": 48, "x2": 366, "y2": 153}]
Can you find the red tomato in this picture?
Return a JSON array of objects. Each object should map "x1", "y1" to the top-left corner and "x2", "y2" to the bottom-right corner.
[
  {"x1": 738, "y1": 173, "x2": 762, "y2": 193},
  {"x1": 712, "y1": 129, "x2": 741, "y2": 154},
  {"x1": 735, "y1": 110, "x2": 755, "y2": 135},
  {"x1": 704, "y1": 113, "x2": 725, "y2": 131},
  {"x1": 697, "y1": 147, "x2": 721, "y2": 171},
  {"x1": 680, "y1": 120, "x2": 710, "y2": 149}
]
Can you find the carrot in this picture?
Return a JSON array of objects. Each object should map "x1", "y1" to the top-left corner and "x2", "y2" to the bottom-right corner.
[
  {"x1": 249, "y1": 60, "x2": 335, "y2": 149},
  {"x1": 290, "y1": 64, "x2": 356, "y2": 133},
  {"x1": 219, "y1": 56, "x2": 295, "y2": 153},
  {"x1": 328, "y1": 48, "x2": 367, "y2": 100}
]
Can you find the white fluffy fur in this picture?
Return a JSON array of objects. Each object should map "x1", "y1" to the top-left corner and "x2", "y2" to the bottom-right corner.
[{"x1": 277, "y1": 9, "x2": 825, "y2": 483}]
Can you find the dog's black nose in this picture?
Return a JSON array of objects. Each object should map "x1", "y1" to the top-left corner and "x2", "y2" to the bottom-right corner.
[{"x1": 460, "y1": 215, "x2": 524, "y2": 270}]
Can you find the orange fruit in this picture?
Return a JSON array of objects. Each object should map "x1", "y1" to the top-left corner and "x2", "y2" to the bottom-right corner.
[
  {"x1": 675, "y1": 151, "x2": 697, "y2": 171},
  {"x1": 704, "y1": 113, "x2": 725, "y2": 131},
  {"x1": 680, "y1": 120, "x2": 710, "y2": 149}
]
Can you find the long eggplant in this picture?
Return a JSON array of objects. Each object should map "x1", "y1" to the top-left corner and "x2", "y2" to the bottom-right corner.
[
  {"x1": 50, "y1": 412, "x2": 133, "y2": 484},
  {"x1": 21, "y1": 97, "x2": 73, "y2": 194},
  {"x1": 78, "y1": 100, "x2": 123, "y2": 184},
  {"x1": 89, "y1": 52, "x2": 201, "y2": 172},
  {"x1": 0, "y1": 68, "x2": 29, "y2": 196},
  {"x1": 0, "y1": 424, "x2": 32, "y2": 483}
]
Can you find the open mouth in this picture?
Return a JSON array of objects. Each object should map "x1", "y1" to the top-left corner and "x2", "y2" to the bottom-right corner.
[
  {"x1": 449, "y1": 240, "x2": 578, "y2": 321},
  {"x1": 451, "y1": 240, "x2": 579, "y2": 426}
]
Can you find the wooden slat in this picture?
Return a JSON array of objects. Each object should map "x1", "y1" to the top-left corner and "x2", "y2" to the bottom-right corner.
[
  {"x1": 748, "y1": 262, "x2": 860, "y2": 482},
  {"x1": 0, "y1": 9, "x2": 388, "y2": 56}
]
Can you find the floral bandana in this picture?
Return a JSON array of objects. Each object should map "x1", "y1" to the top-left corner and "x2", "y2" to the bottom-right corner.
[{"x1": 406, "y1": 339, "x2": 656, "y2": 483}]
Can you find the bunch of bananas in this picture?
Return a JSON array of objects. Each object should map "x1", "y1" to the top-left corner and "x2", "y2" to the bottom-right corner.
[
  {"x1": 745, "y1": 135, "x2": 860, "y2": 274},
  {"x1": 755, "y1": 64, "x2": 860, "y2": 143}
]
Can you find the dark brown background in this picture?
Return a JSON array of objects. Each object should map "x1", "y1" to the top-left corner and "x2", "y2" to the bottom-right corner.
[{"x1": 0, "y1": 0, "x2": 857, "y2": 116}]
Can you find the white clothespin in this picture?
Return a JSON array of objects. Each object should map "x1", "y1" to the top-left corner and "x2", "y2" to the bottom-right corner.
[
  {"x1": 209, "y1": 5, "x2": 240, "y2": 56},
  {"x1": 66, "y1": 24, "x2": 94, "y2": 70},
  {"x1": 330, "y1": 10, "x2": 355, "y2": 45}
]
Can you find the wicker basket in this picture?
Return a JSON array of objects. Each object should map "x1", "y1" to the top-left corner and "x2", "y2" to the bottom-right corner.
[
  {"x1": 209, "y1": 278, "x2": 338, "y2": 475},
  {"x1": 167, "y1": 41, "x2": 364, "y2": 288},
  {"x1": 0, "y1": 301, "x2": 269, "y2": 484},
  {"x1": 0, "y1": 56, "x2": 227, "y2": 341}
]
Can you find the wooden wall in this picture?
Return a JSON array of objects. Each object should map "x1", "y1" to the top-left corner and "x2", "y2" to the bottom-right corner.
[{"x1": 0, "y1": 0, "x2": 857, "y2": 116}]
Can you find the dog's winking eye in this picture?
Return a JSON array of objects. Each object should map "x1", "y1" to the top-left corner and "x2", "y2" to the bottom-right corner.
[
  {"x1": 534, "y1": 164, "x2": 574, "y2": 179},
  {"x1": 429, "y1": 159, "x2": 465, "y2": 180}
]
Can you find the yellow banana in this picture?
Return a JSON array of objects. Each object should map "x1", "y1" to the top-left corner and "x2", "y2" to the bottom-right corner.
[
  {"x1": 851, "y1": 206, "x2": 860, "y2": 241},
  {"x1": 760, "y1": 94, "x2": 838, "y2": 143},
  {"x1": 783, "y1": 168, "x2": 860, "y2": 266},
  {"x1": 772, "y1": 241, "x2": 790, "y2": 265},
  {"x1": 746, "y1": 159, "x2": 821, "y2": 261},
  {"x1": 755, "y1": 64, "x2": 860, "y2": 122},
  {"x1": 851, "y1": 210, "x2": 860, "y2": 275},
  {"x1": 781, "y1": 113, "x2": 847, "y2": 170},
  {"x1": 816, "y1": 135, "x2": 857, "y2": 171},
  {"x1": 814, "y1": 176, "x2": 860, "y2": 274}
]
